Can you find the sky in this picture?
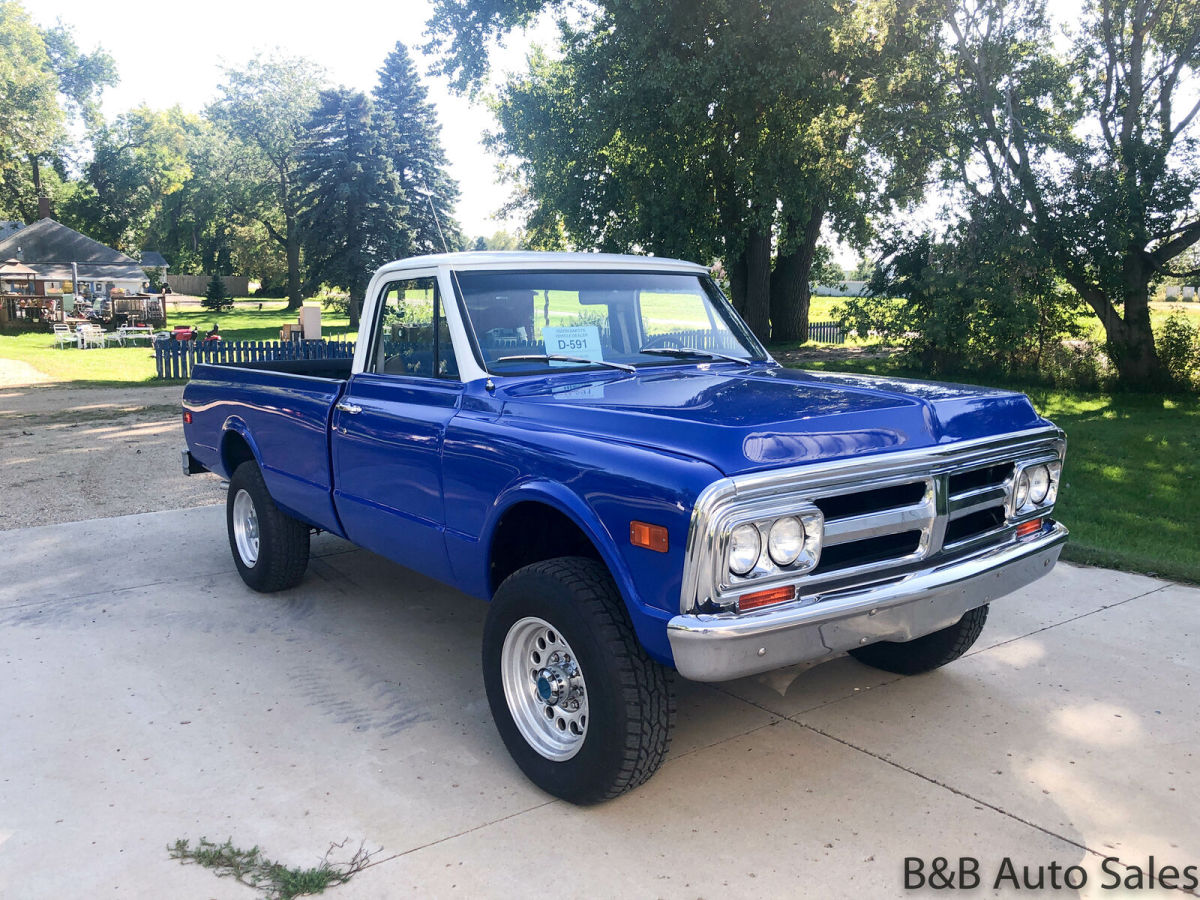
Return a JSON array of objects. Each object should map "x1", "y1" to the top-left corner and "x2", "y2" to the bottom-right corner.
[{"x1": 29, "y1": 0, "x2": 552, "y2": 240}]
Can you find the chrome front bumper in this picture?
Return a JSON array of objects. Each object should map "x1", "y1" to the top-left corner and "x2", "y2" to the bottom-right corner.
[{"x1": 667, "y1": 522, "x2": 1067, "y2": 682}]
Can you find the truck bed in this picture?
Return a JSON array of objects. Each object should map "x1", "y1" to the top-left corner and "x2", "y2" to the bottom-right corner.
[{"x1": 183, "y1": 361, "x2": 348, "y2": 535}]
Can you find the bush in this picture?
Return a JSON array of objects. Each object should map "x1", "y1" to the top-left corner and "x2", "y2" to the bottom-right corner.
[
  {"x1": 836, "y1": 208, "x2": 1087, "y2": 382},
  {"x1": 1156, "y1": 313, "x2": 1200, "y2": 390}
]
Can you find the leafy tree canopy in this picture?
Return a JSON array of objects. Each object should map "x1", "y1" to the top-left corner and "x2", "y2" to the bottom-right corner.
[
  {"x1": 0, "y1": 1, "x2": 115, "y2": 220},
  {"x1": 944, "y1": 0, "x2": 1200, "y2": 388},
  {"x1": 428, "y1": 0, "x2": 948, "y2": 342},
  {"x1": 61, "y1": 105, "x2": 193, "y2": 253},
  {"x1": 209, "y1": 54, "x2": 326, "y2": 309}
]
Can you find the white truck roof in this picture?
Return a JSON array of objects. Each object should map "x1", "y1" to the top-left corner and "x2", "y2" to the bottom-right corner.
[{"x1": 375, "y1": 251, "x2": 710, "y2": 277}]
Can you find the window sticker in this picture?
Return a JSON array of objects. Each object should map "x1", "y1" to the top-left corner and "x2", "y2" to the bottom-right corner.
[{"x1": 541, "y1": 325, "x2": 603, "y2": 364}]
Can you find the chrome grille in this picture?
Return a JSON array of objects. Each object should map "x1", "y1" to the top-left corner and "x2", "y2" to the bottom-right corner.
[{"x1": 680, "y1": 428, "x2": 1066, "y2": 614}]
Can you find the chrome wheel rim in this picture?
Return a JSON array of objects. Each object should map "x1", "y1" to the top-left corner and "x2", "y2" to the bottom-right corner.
[
  {"x1": 232, "y1": 489, "x2": 260, "y2": 567},
  {"x1": 501, "y1": 617, "x2": 588, "y2": 761}
]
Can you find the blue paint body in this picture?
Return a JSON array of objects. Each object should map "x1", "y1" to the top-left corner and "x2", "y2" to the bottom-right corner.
[{"x1": 183, "y1": 358, "x2": 1052, "y2": 668}]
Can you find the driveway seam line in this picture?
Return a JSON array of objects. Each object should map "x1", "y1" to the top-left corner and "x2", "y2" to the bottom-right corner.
[
  {"x1": 962, "y1": 583, "x2": 1173, "y2": 660},
  {"x1": 353, "y1": 717, "x2": 792, "y2": 878},
  {"x1": 792, "y1": 718, "x2": 1188, "y2": 888}
]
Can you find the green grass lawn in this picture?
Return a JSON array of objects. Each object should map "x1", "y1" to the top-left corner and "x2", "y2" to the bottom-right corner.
[
  {"x1": 786, "y1": 353, "x2": 1200, "y2": 584},
  {"x1": 0, "y1": 302, "x2": 354, "y2": 385}
]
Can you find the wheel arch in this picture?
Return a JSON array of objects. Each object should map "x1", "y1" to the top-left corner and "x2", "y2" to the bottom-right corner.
[
  {"x1": 483, "y1": 483, "x2": 635, "y2": 600},
  {"x1": 481, "y1": 481, "x2": 678, "y2": 669},
  {"x1": 219, "y1": 419, "x2": 263, "y2": 479}
]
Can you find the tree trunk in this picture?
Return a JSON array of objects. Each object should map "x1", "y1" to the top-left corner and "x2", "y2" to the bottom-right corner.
[
  {"x1": 740, "y1": 230, "x2": 772, "y2": 342},
  {"x1": 1105, "y1": 285, "x2": 1166, "y2": 388},
  {"x1": 1062, "y1": 260, "x2": 1168, "y2": 389},
  {"x1": 285, "y1": 213, "x2": 303, "y2": 311},
  {"x1": 727, "y1": 249, "x2": 748, "y2": 317},
  {"x1": 770, "y1": 206, "x2": 825, "y2": 343}
]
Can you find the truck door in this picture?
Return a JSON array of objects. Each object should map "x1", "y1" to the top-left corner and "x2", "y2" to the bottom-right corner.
[{"x1": 331, "y1": 273, "x2": 463, "y2": 582}]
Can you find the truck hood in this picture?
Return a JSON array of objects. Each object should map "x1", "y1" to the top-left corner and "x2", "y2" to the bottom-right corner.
[{"x1": 497, "y1": 364, "x2": 1048, "y2": 476}]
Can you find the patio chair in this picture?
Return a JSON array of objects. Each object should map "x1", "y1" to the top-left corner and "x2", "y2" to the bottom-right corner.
[
  {"x1": 80, "y1": 324, "x2": 105, "y2": 349},
  {"x1": 52, "y1": 323, "x2": 74, "y2": 349},
  {"x1": 103, "y1": 330, "x2": 126, "y2": 347}
]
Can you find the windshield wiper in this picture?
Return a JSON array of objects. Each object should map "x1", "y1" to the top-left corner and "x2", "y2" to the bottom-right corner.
[
  {"x1": 496, "y1": 354, "x2": 636, "y2": 373},
  {"x1": 637, "y1": 347, "x2": 754, "y2": 366}
]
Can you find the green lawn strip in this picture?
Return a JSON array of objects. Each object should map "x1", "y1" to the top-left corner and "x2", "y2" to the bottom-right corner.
[
  {"x1": 0, "y1": 303, "x2": 354, "y2": 385},
  {"x1": 783, "y1": 354, "x2": 1200, "y2": 584}
]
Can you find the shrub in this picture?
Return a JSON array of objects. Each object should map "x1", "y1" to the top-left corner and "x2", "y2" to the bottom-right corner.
[
  {"x1": 1156, "y1": 313, "x2": 1200, "y2": 390},
  {"x1": 836, "y1": 208, "x2": 1087, "y2": 382}
]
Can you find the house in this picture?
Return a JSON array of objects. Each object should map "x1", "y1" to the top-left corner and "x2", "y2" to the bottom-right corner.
[
  {"x1": 0, "y1": 218, "x2": 165, "y2": 327},
  {"x1": 0, "y1": 218, "x2": 148, "y2": 298}
]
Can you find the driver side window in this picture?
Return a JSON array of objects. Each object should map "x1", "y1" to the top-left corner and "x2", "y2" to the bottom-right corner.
[{"x1": 370, "y1": 277, "x2": 458, "y2": 378}]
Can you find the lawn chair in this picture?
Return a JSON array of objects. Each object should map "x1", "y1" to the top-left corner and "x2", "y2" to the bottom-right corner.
[
  {"x1": 52, "y1": 323, "x2": 75, "y2": 349},
  {"x1": 79, "y1": 324, "x2": 105, "y2": 349},
  {"x1": 103, "y1": 329, "x2": 126, "y2": 347}
]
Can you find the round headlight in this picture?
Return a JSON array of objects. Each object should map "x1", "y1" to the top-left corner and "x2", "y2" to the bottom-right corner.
[
  {"x1": 768, "y1": 516, "x2": 805, "y2": 566},
  {"x1": 1014, "y1": 470, "x2": 1031, "y2": 509},
  {"x1": 1028, "y1": 465, "x2": 1051, "y2": 504},
  {"x1": 729, "y1": 524, "x2": 761, "y2": 575}
]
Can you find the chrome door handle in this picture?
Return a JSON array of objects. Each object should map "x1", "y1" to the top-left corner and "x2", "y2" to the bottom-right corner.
[{"x1": 335, "y1": 401, "x2": 362, "y2": 415}]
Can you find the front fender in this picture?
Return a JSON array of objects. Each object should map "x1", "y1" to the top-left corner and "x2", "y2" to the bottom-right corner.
[{"x1": 481, "y1": 478, "x2": 678, "y2": 665}]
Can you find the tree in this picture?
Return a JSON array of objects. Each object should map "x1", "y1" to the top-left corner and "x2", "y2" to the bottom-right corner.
[
  {"x1": 297, "y1": 89, "x2": 411, "y2": 327},
  {"x1": 202, "y1": 272, "x2": 231, "y2": 313},
  {"x1": 429, "y1": 0, "x2": 946, "y2": 342},
  {"x1": 944, "y1": 0, "x2": 1200, "y2": 389},
  {"x1": 62, "y1": 105, "x2": 192, "y2": 252},
  {"x1": 0, "y1": 2, "x2": 115, "y2": 220},
  {"x1": 209, "y1": 54, "x2": 324, "y2": 310},
  {"x1": 373, "y1": 42, "x2": 463, "y2": 254}
]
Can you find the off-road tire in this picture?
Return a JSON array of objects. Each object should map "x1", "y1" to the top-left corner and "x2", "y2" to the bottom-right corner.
[
  {"x1": 848, "y1": 604, "x2": 989, "y2": 675},
  {"x1": 483, "y1": 557, "x2": 676, "y2": 804},
  {"x1": 227, "y1": 461, "x2": 310, "y2": 592}
]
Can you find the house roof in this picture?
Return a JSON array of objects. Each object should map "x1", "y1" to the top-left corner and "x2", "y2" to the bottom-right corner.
[
  {"x1": 0, "y1": 221, "x2": 25, "y2": 240},
  {"x1": 140, "y1": 250, "x2": 169, "y2": 269},
  {"x1": 0, "y1": 218, "x2": 139, "y2": 266},
  {"x1": 30, "y1": 263, "x2": 146, "y2": 282}
]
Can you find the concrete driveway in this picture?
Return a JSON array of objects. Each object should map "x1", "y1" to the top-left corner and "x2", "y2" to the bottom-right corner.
[{"x1": 0, "y1": 507, "x2": 1195, "y2": 898}]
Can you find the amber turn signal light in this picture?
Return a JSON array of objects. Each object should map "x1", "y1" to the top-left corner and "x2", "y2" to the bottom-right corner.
[
  {"x1": 183, "y1": 411, "x2": 193, "y2": 424},
  {"x1": 630, "y1": 521, "x2": 669, "y2": 553},
  {"x1": 737, "y1": 585, "x2": 796, "y2": 612},
  {"x1": 1016, "y1": 518, "x2": 1043, "y2": 538}
]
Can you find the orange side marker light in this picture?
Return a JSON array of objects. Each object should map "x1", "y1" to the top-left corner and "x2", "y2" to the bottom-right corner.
[
  {"x1": 738, "y1": 585, "x2": 796, "y2": 612},
  {"x1": 1016, "y1": 518, "x2": 1043, "y2": 538},
  {"x1": 630, "y1": 521, "x2": 669, "y2": 553}
]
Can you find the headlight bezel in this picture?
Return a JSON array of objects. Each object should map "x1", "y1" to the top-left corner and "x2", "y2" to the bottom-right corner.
[
  {"x1": 721, "y1": 503, "x2": 824, "y2": 587},
  {"x1": 1009, "y1": 457, "x2": 1061, "y2": 518}
]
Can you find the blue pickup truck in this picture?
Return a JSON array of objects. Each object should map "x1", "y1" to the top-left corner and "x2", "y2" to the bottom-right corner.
[{"x1": 182, "y1": 252, "x2": 1066, "y2": 803}]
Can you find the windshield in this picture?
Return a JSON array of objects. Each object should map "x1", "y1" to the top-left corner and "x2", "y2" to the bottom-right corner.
[{"x1": 451, "y1": 269, "x2": 766, "y2": 375}]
